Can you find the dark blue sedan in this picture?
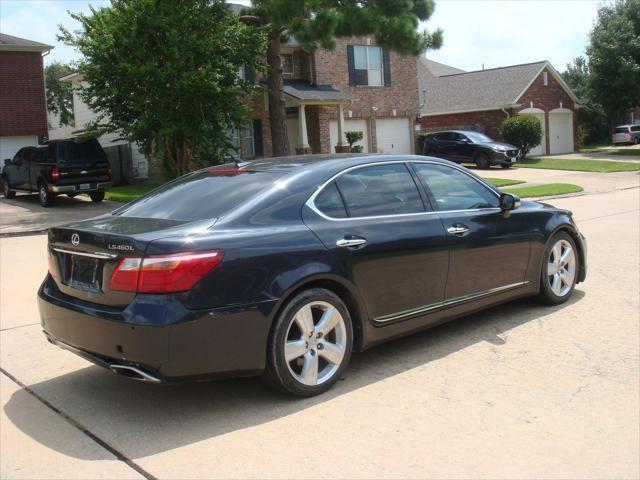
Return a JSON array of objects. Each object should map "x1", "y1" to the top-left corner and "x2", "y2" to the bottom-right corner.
[{"x1": 39, "y1": 154, "x2": 586, "y2": 396}]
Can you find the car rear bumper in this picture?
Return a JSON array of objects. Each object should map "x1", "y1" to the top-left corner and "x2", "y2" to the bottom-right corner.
[
  {"x1": 50, "y1": 182, "x2": 112, "y2": 193},
  {"x1": 38, "y1": 275, "x2": 276, "y2": 383}
]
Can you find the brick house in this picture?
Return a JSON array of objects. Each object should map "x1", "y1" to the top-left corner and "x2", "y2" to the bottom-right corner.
[
  {"x1": 418, "y1": 58, "x2": 581, "y2": 155},
  {"x1": 242, "y1": 36, "x2": 419, "y2": 159},
  {"x1": 0, "y1": 33, "x2": 52, "y2": 161}
]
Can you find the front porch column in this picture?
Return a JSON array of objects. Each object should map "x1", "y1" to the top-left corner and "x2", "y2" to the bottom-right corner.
[
  {"x1": 296, "y1": 103, "x2": 312, "y2": 155},
  {"x1": 335, "y1": 103, "x2": 350, "y2": 153}
]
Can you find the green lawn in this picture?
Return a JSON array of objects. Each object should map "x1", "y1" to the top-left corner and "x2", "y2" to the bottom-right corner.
[
  {"x1": 504, "y1": 183, "x2": 584, "y2": 198},
  {"x1": 516, "y1": 157, "x2": 640, "y2": 173},
  {"x1": 612, "y1": 148, "x2": 640, "y2": 156},
  {"x1": 103, "y1": 183, "x2": 159, "y2": 203},
  {"x1": 483, "y1": 177, "x2": 526, "y2": 188},
  {"x1": 578, "y1": 142, "x2": 612, "y2": 153}
]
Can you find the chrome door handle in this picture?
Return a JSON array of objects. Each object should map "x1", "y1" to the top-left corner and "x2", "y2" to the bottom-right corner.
[
  {"x1": 336, "y1": 238, "x2": 367, "y2": 248},
  {"x1": 447, "y1": 225, "x2": 469, "y2": 235}
]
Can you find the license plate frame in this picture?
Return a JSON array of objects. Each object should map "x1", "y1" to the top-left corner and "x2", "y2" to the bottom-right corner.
[
  {"x1": 77, "y1": 183, "x2": 92, "y2": 191},
  {"x1": 69, "y1": 255, "x2": 100, "y2": 292}
]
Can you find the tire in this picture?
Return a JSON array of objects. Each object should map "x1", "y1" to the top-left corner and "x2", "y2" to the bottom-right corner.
[
  {"x1": 475, "y1": 153, "x2": 491, "y2": 169},
  {"x1": 38, "y1": 182, "x2": 55, "y2": 207},
  {"x1": 264, "y1": 288, "x2": 353, "y2": 397},
  {"x1": 89, "y1": 191, "x2": 105, "y2": 202},
  {"x1": 500, "y1": 163, "x2": 512, "y2": 169},
  {"x1": 2, "y1": 176, "x2": 15, "y2": 199},
  {"x1": 67, "y1": 193, "x2": 77, "y2": 198},
  {"x1": 536, "y1": 231, "x2": 579, "y2": 305}
]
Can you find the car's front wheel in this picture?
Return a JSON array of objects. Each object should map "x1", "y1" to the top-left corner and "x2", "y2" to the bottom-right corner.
[
  {"x1": 2, "y1": 176, "x2": 16, "y2": 199},
  {"x1": 264, "y1": 288, "x2": 353, "y2": 397},
  {"x1": 537, "y1": 232, "x2": 579, "y2": 305},
  {"x1": 500, "y1": 163, "x2": 512, "y2": 169}
]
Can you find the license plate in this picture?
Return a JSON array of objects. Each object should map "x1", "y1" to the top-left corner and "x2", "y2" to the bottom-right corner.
[
  {"x1": 69, "y1": 256, "x2": 100, "y2": 291},
  {"x1": 78, "y1": 183, "x2": 91, "y2": 190}
]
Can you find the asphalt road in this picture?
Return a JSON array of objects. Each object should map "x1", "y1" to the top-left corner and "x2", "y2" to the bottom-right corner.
[{"x1": 1, "y1": 173, "x2": 638, "y2": 479}]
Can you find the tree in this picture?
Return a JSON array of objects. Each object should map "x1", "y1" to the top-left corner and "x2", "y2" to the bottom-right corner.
[
  {"x1": 562, "y1": 56, "x2": 608, "y2": 144},
  {"x1": 45, "y1": 62, "x2": 74, "y2": 127},
  {"x1": 499, "y1": 116, "x2": 543, "y2": 158},
  {"x1": 60, "y1": 0, "x2": 266, "y2": 177},
  {"x1": 345, "y1": 130, "x2": 363, "y2": 152},
  {"x1": 241, "y1": 0, "x2": 443, "y2": 156},
  {"x1": 587, "y1": 0, "x2": 640, "y2": 129}
]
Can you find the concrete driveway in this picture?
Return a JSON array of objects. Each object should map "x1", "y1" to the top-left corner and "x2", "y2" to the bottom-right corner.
[
  {"x1": 0, "y1": 193, "x2": 119, "y2": 236},
  {"x1": 1, "y1": 172, "x2": 638, "y2": 479}
]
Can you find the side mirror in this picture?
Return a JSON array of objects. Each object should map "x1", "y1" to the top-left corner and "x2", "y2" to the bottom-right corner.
[{"x1": 500, "y1": 193, "x2": 520, "y2": 218}]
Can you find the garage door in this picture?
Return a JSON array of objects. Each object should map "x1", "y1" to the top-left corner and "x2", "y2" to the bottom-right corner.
[
  {"x1": 376, "y1": 118, "x2": 411, "y2": 154},
  {"x1": 329, "y1": 119, "x2": 369, "y2": 153},
  {"x1": 549, "y1": 109, "x2": 574, "y2": 154},
  {"x1": 0, "y1": 135, "x2": 38, "y2": 163},
  {"x1": 518, "y1": 110, "x2": 545, "y2": 156}
]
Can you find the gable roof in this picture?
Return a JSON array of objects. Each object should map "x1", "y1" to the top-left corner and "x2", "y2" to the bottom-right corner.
[
  {"x1": 419, "y1": 59, "x2": 579, "y2": 116},
  {"x1": 0, "y1": 33, "x2": 53, "y2": 52},
  {"x1": 422, "y1": 58, "x2": 466, "y2": 77}
]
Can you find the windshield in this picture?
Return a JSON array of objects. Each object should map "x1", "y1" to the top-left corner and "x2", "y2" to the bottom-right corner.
[
  {"x1": 56, "y1": 139, "x2": 107, "y2": 163},
  {"x1": 464, "y1": 132, "x2": 494, "y2": 143},
  {"x1": 117, "y1": 167, "x2": 285, "y2": 221}
]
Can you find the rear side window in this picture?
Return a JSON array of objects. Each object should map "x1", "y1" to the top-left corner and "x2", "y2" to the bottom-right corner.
[
  {"x1": 414, "y1": 163, "x2": 499, "y2": 211},
  {"x1": 118, "y1": 168, "x2": 284, "y2": 221},
  {"x1": 614, "y1": 127, "x2": 629, "y2": 133},
  {"x1": 314, "y1": 182, "x2": 347, "y2": 218},
  {"x1": 631, "y1": 126, "x2": 640, "y2": 132},
  {"x1": 335, "y1": 164, "x2": 424, "y2": 217}
]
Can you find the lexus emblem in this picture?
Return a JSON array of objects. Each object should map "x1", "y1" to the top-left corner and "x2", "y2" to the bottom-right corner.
[{"x1": 71, "y1": 233, "x2": 80, "y2": 246}]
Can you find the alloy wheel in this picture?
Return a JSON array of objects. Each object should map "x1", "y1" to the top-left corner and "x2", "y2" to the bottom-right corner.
[
  {"x1": 284, "y1": 301, "x2": 347, "y2": 386},
  {"x1": 547, "y1": 239, "x2": 576, "y2": 297}
]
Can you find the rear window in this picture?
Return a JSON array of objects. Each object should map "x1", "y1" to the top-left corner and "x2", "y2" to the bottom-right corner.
[
  {"x1": 117, "y1": 168, "x2": 284, "y2": 221},
  {"x1": 631, "y1": 126, "x2": 640, "y2": 132},
  {"x1": 56, "y1": 139, "x2": 106, "y2": 164},
  {"x1": 614, "y1": 127, "x2": 630, "y2": 134}
]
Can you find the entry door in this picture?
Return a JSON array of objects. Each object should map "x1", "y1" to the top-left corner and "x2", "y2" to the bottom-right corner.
[
  {"x1": 302, "y1": 163, "x2": 449, "y2": 321},
  {"x1": 412, "y1": 162, "x2": 530, "y2": 300}
]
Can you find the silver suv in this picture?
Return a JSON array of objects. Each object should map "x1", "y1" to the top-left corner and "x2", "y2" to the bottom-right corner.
[{"x1": 612, "y1": 125, "x2": 640, "y2": 145}]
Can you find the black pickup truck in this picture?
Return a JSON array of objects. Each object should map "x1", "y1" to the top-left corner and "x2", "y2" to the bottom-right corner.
[{"x1": 2, "y1": 139, "x2": 112, "y2": 207}]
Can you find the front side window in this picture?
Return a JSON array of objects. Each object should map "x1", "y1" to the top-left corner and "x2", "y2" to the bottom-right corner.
[
  {"x1": 335, "y1": 164, "x2": 424, "y2": 217},
  {"x1": 281, "y1": 54, "x2": 294, "y2": 76},
  {"x1": 413, "y1": 163, "x2": 499, "y2": 211},
  {"x1": 353, "y1": 46, "x2": 383, "y2": 86}
]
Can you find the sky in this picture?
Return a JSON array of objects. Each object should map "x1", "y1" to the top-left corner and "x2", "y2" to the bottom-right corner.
[{"x1": 0, "y1": 0, "x2": 610, "y2": 72}]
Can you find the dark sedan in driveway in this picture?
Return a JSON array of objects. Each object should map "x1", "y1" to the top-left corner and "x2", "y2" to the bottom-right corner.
[
  {"x1": 39, "y1": 154, "x2": 586, "y2": 396},
  {"x1": 422, "y1": 130, "x2": 520, "y2": 169}
]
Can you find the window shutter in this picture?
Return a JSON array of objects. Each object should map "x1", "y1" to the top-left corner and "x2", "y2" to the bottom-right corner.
[
  {"x1": 382, "y1": 49, "x2": 391, "y2": 86},
  {"x1": 252, "y1": 119, "x2": 263, "y2": 157},
  {"x1": 347, "y1": 45, "x2": 356, "y2": 86}
]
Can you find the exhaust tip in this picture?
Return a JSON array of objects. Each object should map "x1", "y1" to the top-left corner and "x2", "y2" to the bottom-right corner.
[{"x1": 110, "y1": 364, "x2": 161, "y2": 383}]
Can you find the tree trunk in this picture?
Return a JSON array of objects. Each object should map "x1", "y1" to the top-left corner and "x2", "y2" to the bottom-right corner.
[{"x1": 266, "y1": 29, "x2": 290, "y2": 156}]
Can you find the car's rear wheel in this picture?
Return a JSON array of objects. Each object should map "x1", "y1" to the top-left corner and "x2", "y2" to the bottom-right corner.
[
  {"x1": 39, "y1": 182, "x2": 55, "y2": 207},
  {"x1": 89, "y1": 191, "x2": 105, "y2": 202},
  {"x1": 2, "y1": 176, "x2": 15, "y2": 199},
  {"x1": 537, "y1": 232, "x2": 579, "y2": 305},
  {"x1": 475, "y1": 153, "x2": 491, "y2": 169},
  {"x1": 264, "y1": 288, "x2": 353, "y2": 397},
  {"x1": 500, "y1": 163, "x2": 512, "y2": 169}
]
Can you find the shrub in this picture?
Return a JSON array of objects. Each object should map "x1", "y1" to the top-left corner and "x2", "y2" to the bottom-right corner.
[
  {"x1": 345, "y1": 131, "x2": 364, "y2": 153},
  {"x1": 499, "y1": 115, "x2": 543, "y2": 158}
]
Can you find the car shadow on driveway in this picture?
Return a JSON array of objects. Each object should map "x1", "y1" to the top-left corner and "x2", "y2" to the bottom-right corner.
[
  {"x1": 0, "y1": 193, "x2": 118, "y2": 235},
  {"x1": 4, "y1": 291, "x2": 585, "y2": 460}
]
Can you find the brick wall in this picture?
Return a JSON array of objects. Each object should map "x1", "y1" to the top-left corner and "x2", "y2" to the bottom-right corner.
[
  {"x1": 517, "y1": 67, "x2": 577, "y2": 152},
  {"x1": 0, "y1": 51, "x2": 48, "y2": 139},
  {"x1": 420, "y1": 109, "x2": 509, "y2": 141}
]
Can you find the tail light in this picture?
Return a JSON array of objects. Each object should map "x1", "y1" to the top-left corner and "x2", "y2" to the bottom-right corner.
[
  {"x1": 107, "y1": 165, "x2": 112, "y2": 179},
  {"x1": 110, "y1": 250, "x2": 224, "y2": 293},
  {"x1": 51, "y1": 167, "x2": 60, "y2": 182}
]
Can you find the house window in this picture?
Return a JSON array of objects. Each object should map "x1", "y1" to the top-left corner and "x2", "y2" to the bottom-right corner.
[
  {"x1": 242, "y1": 123, "x2": 254, "y2": 158},
  {"x1": 281, "y1": 54, "x2": 294, "y2": 77},
  {"x1": 354, "y1": 46, "x2": 383, "y2": 86},
  {"x1": 543, "y1": 71, "x2": 548, "y2": 86}
]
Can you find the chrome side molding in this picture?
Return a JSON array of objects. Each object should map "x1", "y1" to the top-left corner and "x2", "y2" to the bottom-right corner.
[{"x1": 52, "y1": 248, "x2": 118, "y2": 259}]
